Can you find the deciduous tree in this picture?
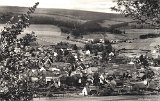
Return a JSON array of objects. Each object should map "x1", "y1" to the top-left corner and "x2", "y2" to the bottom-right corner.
[{"x1": 112, "y1": 0, "x2": 160, "y2": 27}]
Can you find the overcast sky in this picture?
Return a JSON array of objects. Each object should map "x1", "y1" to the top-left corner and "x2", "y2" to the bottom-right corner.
[{"x1": 0, "y1": 0, "x2": 117, "y2": 13}]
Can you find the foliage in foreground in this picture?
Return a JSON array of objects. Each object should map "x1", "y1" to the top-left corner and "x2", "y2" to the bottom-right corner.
[
  {"x1": 112, "y1": 0, "x2": 160, "y2": 28},
  {"x1": 0, "y1": 2, "x2": 40, "y2": 101}
]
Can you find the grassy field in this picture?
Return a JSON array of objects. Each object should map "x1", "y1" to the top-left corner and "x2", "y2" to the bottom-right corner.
[
  {"x1": 0, "y1": 24, "x2": 85, "y2": 46},
  {"x1": 0, "y1": 23, "x2": 159, "y2": 51},
  {"x1": 124, "y1": 29, "x2": 159, "y2": 39},
  {"x1": 33, "y1": 95, "x2": 160, "y2": 101},
  {"x1": 115, "y1": 28, "x2": 160, "y2": 50},
  {"x1": 21, "y1": 24, "x2": 84, "y2": 46},
  {"x1": 0, "y1": 6, "x2": 124, "y2": 20},
  {"x1": 0, "y1": 6, "x2": 160, "y2": 51},
  {"x1": 113, "y1": 37, "x2": 160, "y2": 51},
  {"x1": 0, "y1": 6, "x2": 131, "y2": 28}
]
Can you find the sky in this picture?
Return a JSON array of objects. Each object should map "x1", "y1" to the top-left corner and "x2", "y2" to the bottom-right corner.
[{"x1": 0, "y1": 0, "x2": 117, "y2": 13}]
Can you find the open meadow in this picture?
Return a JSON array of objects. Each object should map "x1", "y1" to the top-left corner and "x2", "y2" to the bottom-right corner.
[
  {"x1": 124, "y1": 29, "x2": 160, "y2": 39},
  {"x1": 0, "y1": 23, "x2": 159, "y2": 51},
  {"x1": 33, "y1": 95, "x2": 160, "y2": 101},
  {"x1": 0, "y1": 24, "x2": 85, "y2": 46}
]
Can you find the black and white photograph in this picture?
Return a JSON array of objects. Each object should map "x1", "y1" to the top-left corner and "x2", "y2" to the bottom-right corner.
[{"x1": 0, "y1": 0, "x2": 160, "y2": 101}]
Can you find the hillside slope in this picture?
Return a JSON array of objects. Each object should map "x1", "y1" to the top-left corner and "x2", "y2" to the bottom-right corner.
[{"x1": 0, "y1": 6, "x2": 131, "y2": 25}]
